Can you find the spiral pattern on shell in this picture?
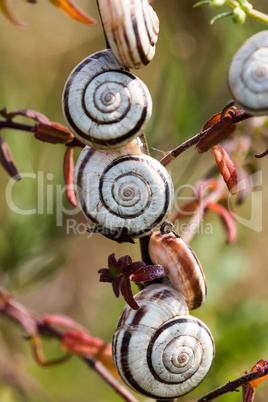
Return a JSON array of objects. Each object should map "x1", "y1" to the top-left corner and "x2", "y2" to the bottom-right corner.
[
  {"x1": 113, "y1": 284, "x2": 215, "y2": 399},
  {"x1": 73, "y1": 142, "x2": 174, "y2": 238},
  {"x1": 228, "y1": 30, "x2": 268, "y2": 115},
  {"x1": 62, "y1": 49, "x2": 152, "y2": 149},
  {"x1": 149, "y1": 231, "x2": 207, "y2": 310},
  {"x1": 98, "y1": 0, "x2": 159, "y2": 69}
]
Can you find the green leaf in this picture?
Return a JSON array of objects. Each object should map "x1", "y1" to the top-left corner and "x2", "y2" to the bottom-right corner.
[{"x1": 210, "y1": 10, "x2": 233, "y2": 24}]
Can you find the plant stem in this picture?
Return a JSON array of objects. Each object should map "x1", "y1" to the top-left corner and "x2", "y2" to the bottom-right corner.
[
  {"x1": 0, "y1": 287, "x2": 139, "y2": 402},
  {"x1": 159, "y1": 129, "x2": 207, "y2": 167},
  {"x1": 246, "y1": 7, "x2": 268, "y2": 24},
  {"x1": 159, "y1": 111, "x2": 251, "y2": 168},
  {"x1": 0, "y1": 118, "x2": 84, "y2": 148},
  {"x1": 197, "y1": 365, "x2": 268, "y2": 401},
  {"x1": 224, "y1": 0, "x2": 239, "y2": 9},
  {"x1": 224, "y1": 0, "x2": 268, "y2": 24},
  {"x1": 139, "y1": 236, "x2": 152, "y2": 266},
  {"x1": 0, "y1": 119, "x2": 35, "y2": 133}
]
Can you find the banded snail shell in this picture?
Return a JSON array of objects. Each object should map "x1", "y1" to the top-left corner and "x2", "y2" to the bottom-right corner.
[
  {"x1": 148, "y1": 231, "x2": 207, "y2": 310},
  {"x1": 112, "y1": 284, "x2": 215, "y2": 399},
  {"x1": 62, "y1": 49, "x2": 152, "y2": 149},
  {"x1": 228, "y1": 30, "x2": 268, "y2": 115},
  {"x1": 74, "y1": 142, "x2": 174, "y2": 238},
  {"x1": 98, "y1": 0, "x2": 159, "y2": 69}
]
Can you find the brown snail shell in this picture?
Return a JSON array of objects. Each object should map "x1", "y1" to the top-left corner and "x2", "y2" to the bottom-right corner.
[{"x1": 148, "y1": 231, "x2": 207, "y2": 309}]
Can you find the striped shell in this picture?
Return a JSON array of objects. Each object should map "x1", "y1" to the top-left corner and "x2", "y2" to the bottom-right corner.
[
  {"x1": 228, "y1": 30, "x2": 268, "y2": 115},
  {"x1": 148, "y1": 231, "x2": 207, "y2": 310},
  {"x1": 112, "y1": 284, "x2": 215, "y2": 399},
  {"x1": 98, "y1": 0, "x2": 159, "y2": 69},
  {"x1": 73, "y1": 142, "x2": 174, "y2": 238},
  {"x1": 62, "y1": 49, "x2": 152, "y2": 149}
]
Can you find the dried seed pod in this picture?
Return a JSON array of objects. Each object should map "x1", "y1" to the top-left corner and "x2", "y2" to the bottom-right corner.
[
  {"x1": 148, "y1": 231, "x2": 207, "y2": 309},
  {"x1": 228, "y1": 30, "x2": 268, "y2": 115},
  {"x1": 97, "y1": 0, "x2": 159, "y2": 69},
  {"x1": 74, "y1": 142, "x2": 174, "y2": 238},
  {"x1": 113, "y1": 284, "x2": 215, "y2": 399},
  {"x1": 62, "y1": 49, "x2": 152, "y2": 149}
]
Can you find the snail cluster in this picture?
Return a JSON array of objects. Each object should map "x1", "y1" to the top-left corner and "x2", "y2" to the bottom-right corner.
[
  {"x1": 61, "y1": 0, "x2": 215, "y2": 399},
  {"x1": 62, "y1": 2, "x2": 268, "y2": 401},
  {"x1": 62, "y1": 1, "x2": 174, "y2": 238}
]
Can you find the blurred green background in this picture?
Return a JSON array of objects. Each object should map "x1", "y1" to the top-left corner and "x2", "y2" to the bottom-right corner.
[{"x1": 0, "y1": 0, "x2": 268, "y2": 401}]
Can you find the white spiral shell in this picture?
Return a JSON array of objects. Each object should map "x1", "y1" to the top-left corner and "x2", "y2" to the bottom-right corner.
[
  {"x1": 148, "y1": 231, "x2": 207, "y2": 310},
  {"x1": 228, "y1": 30, "x2": 268, "y2": 115},
  {"x1": 62, "y1": 49, "x2": 152, "y2": 149},
  {"x1": 98, "y1": 0, "x2": 159, "y2": 69},
  {"x1": 112, "y1": 284, "x2": 215, "y2": 399},
  {"x1": 73, "y1": 142, "x2": 174, "y2": 238}
]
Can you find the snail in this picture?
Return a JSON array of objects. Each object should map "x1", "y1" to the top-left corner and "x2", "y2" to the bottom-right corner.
[
  {"x1": 62, "y1": 49, "x2": 152, "y2": 149},
  {"x1": 97, "y1": 0, "x2": 159, "y2": 70},
  {"x1": 228, "y1": 30, "x2": 268, "y2": 115},
  {"x1": 112, "y1": 284, "x2": 215, "y2": 399},
  {"x1": 148, "y1": 231, "x2": 207, "y2": 310},
  {"x1": 73, "y1": 140, "x2": 174, "y2": 238}
]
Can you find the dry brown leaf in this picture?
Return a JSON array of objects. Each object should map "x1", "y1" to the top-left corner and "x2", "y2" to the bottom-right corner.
[
  {"x1": 48, "y1": 0, "x2": 96, "y2": 24},
  {"x1": 0, "y1": 0, "x2": 28, "y2": 29}
]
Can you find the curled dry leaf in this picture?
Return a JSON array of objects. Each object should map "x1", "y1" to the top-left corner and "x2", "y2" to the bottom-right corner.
[
  {"x1": 0, "y1": 134, "x2": 21, "y2": 180},
  {"x1": 213, "y1": 144, "x2": 238, "y2": 195},
  {"x1": 255, "y1": 147, "x2": 268, "y2": 159},
  {"x1": 48, "y1": 0, "x2": 96, "y2": 24},
  {"x1": 31, "y1": 334, "x2": 70, "y2": 366},
  {"x1": 34, "y1": 122, "x2": 73, "y2": 144},
  {"x1": 196, "y1": 113, "x2": 236, "y2": 153},
  {"x1": 206, "y1": 201, "x2": 237, "y2": 244},
  {"x1": 194, "y1": 178, "x2": 220, "y2": 200},
  {"x1": 131, "y1": 264, "x2": 167, "y2": 282},
  {"x1": 43, "y1": 314, "x2": 87, "y2": 333},
  {"x1": 0, "y1": 287, "x2": 37, "y2": 336},
  {"x1": 63, "y1": 147, "x2": 77, "y2": 207},
  {"x1": 243, "y1": 360, "x2": 268, "y2": 402},
  {"x1": 0, "y1": 0, "x2": 28, "y2": 29},
  {"x1": 249, "y1": 360, "x2": 268, "y2": 391},
  {"x1": 61, "y1": 331, "x2": 117, "y2": 376},
  {"x1": 170, "y1": 201, "x2": 201, "y2": 223}
]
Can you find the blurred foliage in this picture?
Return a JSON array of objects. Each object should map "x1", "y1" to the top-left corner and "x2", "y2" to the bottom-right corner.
[{"x1": 0, "y1": 0, "x2": 268, "y2": 401}]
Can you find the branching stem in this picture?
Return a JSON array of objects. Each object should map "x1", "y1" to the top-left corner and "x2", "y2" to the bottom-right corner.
[
  {"x1": 197, "y1": 365, "x2": 268, "y2": 401},
  {"x1": 159, "y1": 111, "x2": 251, "y2": 167},
  {"x1": 0, "y1": 288, "x2": 138, "y2": 402}
]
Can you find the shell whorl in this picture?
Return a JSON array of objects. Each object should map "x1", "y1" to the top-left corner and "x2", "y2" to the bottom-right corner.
[
  {"x1": 148, "y1": 231, "x2": 207, "y2": 310},
  {"x1": 228, "y1": 30, "x2": 268, "y2": 115},
  {"x1": 98, "y1": 0, "x2": 159, "y2": 69},
  {"x1": 62, "y1": 49, "x2": 152, "y2": 149},
  {"x1": 73, "y1": 142, "x2": 174, "y2": 238},
  {"x1": 112, "y1": 284, "x2": 215, "y2": 399}
]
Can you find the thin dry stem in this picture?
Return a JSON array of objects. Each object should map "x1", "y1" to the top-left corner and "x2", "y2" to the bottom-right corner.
[
  {"x1": 0, "y1": 287, "x2": 138, "y2": 402},
  {"x1": 197, "y1": 365, "x2": 268, "y2": 401}
]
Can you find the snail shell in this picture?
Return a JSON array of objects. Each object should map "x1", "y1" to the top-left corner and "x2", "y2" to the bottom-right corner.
[
  {"x1": 112, "y1": 284, "x2": 215, "y2": 399},
  {"x1": 228, "y1": 30, "x2": 268, "y2": 115},
  {"x1": 74, "y1": 141, "x2": 174, "y2": 238},
  {"x1": 148, "y1": 231, "x2": 207, "y2": 310},
  {"x1": 97, "y1": 0, "x2": 159, "y2": 69},
  {"x1": 62, "y1": 49, "x2": 152, "y2": 149}
]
